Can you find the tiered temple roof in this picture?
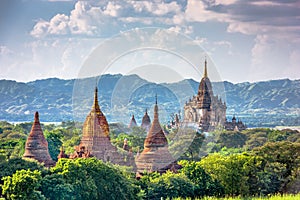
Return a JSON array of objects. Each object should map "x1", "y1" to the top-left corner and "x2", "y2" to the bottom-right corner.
[
  {"x1": 197, "y1": 59, "x2": 212, "y2": 110},
  {"x1": 23, "y1": 112, "x2": 54, "y2": 167},
  {"x1": 184, "y1": 59, "x2": 226, "y2": 131}
]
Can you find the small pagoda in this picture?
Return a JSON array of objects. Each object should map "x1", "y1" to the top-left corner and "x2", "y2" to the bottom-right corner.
[
  {"x1": 141, "y1": 109, "x2": 151, "y2": 131},
  {"x1": 136, "y1": 96, "x2": 179, "y2": 176},
  {"x1": 23, "y1": 112, "x2": 55, "y2": 167},
  {"x1": 128, "y1": 115, "x2": 137, "y2": 128}
]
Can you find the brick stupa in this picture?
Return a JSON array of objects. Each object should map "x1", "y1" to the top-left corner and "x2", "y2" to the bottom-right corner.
[
  {"x1": 71, "y1": 87, "x2": 135, "y2": 167},
  {"x1": 23, "y1": 112, "x2": 54, "y2": 167},
  {"x1": 136, "y1": 96, "x2": 177, "y2": 176},
  {"x1": 141, "y1": 109, "x2": 151, "y2": 131},
  {"x1": 128, "y1": 114, "x2": 137, "y2": 128}
]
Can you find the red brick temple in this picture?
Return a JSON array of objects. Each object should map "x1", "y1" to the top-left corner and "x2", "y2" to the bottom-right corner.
[
  {"x1": 128, "y1": 114, "x2": 137, "y2": 128},
  {"x1": 23, "y1": 112, "x2": 55, "y2": 167},
  {"x1": 141, "y1": 109, "x2": 151, "y2": 131},
  {"x1": 135, "y1": 96, "x2": 179, "y2": 176}
]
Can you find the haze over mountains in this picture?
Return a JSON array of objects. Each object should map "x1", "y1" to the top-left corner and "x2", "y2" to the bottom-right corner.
[{"x1": 0, "y1": 74, "x2": 299, "y2": 127}]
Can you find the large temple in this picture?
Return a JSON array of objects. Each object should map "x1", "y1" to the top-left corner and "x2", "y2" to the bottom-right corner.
[
  {"x1": 184, "y1": 60, "x2": 227, "y2": 131},
  {"x1": 69, "y1": 87, "x2": 135, "y2": 167},
  {"x1": 23, "y1": 112, "x2": 55, "y2": 167},
  {"x1": 135, "y1": 96, "x2": 179, "y2": 176}
]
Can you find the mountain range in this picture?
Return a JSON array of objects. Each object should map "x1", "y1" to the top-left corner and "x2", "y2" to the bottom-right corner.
[{"x1": 0, "y1": 74, "x2": 299, "y2": 127}]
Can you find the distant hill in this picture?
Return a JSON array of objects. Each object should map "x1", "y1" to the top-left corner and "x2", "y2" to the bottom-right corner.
[{"x1": 0, "y1": 75, "x2": 299, "y2": 127}]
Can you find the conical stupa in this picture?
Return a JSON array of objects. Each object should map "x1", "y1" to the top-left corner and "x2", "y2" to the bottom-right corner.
[
  {"x1": 135, "y1": 96, "x2": 175, "y2": 175},
  {"x1": 141, "y1": 109, "x2": 151, "y2": 131},
  {"x1": 23, "y1": 112, "x2": 54, "y2": 167},
  {"x1": 128, "y1": 114, "x2": 137, "y2": 128}
]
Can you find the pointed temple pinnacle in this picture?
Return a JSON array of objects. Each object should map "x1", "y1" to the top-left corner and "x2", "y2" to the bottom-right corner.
[
  {"x1": 93, "y1": 87, "x2": 100, "y2": 110},
  {"x1": 34, "y1": 111, "x2": 39, "y2": 122},
  {"x1": 204, "y1": 58, "x2": 208, "y2": 78},
  {"x1": 154, "y1": 95, "x2": 158, "y2": 116}
]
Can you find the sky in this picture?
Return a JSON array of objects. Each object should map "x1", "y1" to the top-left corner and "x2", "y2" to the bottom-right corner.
[{"x1": 0, "y1": 0, "x2": 299, "y2": 83}]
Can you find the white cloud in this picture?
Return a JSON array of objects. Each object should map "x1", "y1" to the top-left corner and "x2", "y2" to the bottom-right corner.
[
  {"x1": 184, "y1": 0, "x2": 227, "y2": 22},
  {"x1": 18, "y1": 0, "x2": 300, "y2": 82},
  {"x1": 103, "y1": 1, "x2": 122, "y2": 17},
  {"x1": 0, "y1": 38, "x2": 102, "y2": 82},
  {"x1": 250, "y1": 1, "x2": 289, "y2": 6},
  {"x1": 249, "y1": 33, "x2": 300, "y2": 80},
  {"x1": 30, "y1": 0, "x2": 184, "y2": 38},
  {"x1": 206, "y1": 0, "x2": 238, "y2": 6},
  {"x1": 0, "y1": 46, "x2": 13, "y2": 55}
]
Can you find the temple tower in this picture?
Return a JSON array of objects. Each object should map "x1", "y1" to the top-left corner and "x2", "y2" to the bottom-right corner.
[
  {"x1": 128, "y1": 115, "x2": 137, "y2": 128},
  {"x1": 141, "y1": 109, "x2": 151, "y2": 131},
  {"x1": 184, "y1": 59, "x2": 226, "y2": 131},
  {"x1": 23, "y1": 112, "x2": 54, "y2": 167},
  {"x1": 136, "y1": 96, "x2": 176, "y2": 175},
  {"x1": 72, "y1": 87, "x2": 135, "y2": 167}
]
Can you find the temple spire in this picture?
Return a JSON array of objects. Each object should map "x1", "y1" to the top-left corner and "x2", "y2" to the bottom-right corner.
[
  {"x1": 154, "y1": 94, "x2": 158, "y2": 117},
  {"x1": 92, "y1": 87, "x2": 100, "y2": 111},
  {"x1": 34, "y1": 111, "x2": 39, "y2": 123},
  {"x1": 204, "y1": 58, "x2": 208, "y2": 78}
]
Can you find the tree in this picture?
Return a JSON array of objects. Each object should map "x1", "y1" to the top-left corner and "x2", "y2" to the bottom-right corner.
[
  {"x1": 252, "y1": 141, "x2": 300, "y2": 194},
  {"x1": 0, "y1": 158, "x2": 45, "y2": 195},
  {"x1": 2, "y1": 169, "x2": 45, "y2": 200},
  {"x1": 141, "y1": 171, "x2": 194, "y2": 200},
  {"x1": 179, "y1": 160, "x2": 224, "y2": 197},
  {"x1": 40, "y1": 173, "x2": 74, "y2": 200},
  {"x1": 216, "y1": 131, "x2": 247, "y2": 149},
  {"x1": 200, "y1": 153, "x2": 251, "y2": 196},
  {"x1": 169, "y1": 128, "x2": 205, "y2": 161},
  {"x1": 44, "y1": 129, "x2": 63, "y2": 161},
  {"x1": 51, "y1": 158, "x2": 141, "y2": 200}
]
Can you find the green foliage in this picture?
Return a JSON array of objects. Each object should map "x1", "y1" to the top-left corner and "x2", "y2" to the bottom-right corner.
[
  {"x1": 141, "y1": 171, "x2": 194, "y2": 200},
  {"x1": 252, "y1": 141, "x2": 300, "y2": 194},
  {"x1": 0, "y1": 158, "x2": 45, "y2": 180},
  {"x1": 51, "y1": 158, "x2": 141, "y2": 200},
  {"x1": 216, "y1": 131, "x2": 247, "y2": 149},
  {"x1": 172, "y1": 193, "x2": 300, "y2": 200},
  {"x1": 169, "y1": 129, "x2": 205, "y2": 161},
  {"x1": 2, "y1": 169, "x2": 45, "y2": 200},
  {"x1": 179, "y1": 160, "x2": 224, "y2": 197},
  {"x1": 45, "y1": 129, "x2": 63, "y2": 161},
  {"x1": 111, "y1": 127, "x2": 147, "y2": 153},
  {"x1": 12, "y1": 123, "x2": 33, "y2": 135},
  {"x1": 200, "y1": 153, "x2": 252, "y2": 196},
  {"x1": 40, "y1": 173, "x2": 74, "y2": 200}
]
